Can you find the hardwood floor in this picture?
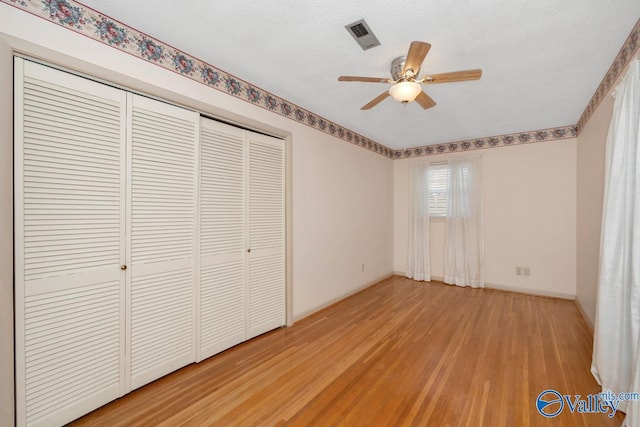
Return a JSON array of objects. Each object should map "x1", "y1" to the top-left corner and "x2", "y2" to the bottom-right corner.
[{"x1": 70, "y1": 276, "x2": 623, "y2": 426}]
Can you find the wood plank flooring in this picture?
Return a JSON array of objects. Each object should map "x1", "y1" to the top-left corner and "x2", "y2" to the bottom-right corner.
[{"x1": 69, "y1": 276, "x2": 623, "y2": 426}]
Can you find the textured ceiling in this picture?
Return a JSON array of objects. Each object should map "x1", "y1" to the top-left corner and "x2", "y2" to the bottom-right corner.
[{"x1": 79, "y1": 0, "x2": 639, "y2": 150}]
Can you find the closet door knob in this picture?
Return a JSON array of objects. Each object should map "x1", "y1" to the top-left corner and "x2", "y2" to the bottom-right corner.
[
  {"x1": 247, "y1": 248, "x2": 251, "y2": 253},
  {"x1": 121, "y1": 265, "x2": 127, "y2": 270}
]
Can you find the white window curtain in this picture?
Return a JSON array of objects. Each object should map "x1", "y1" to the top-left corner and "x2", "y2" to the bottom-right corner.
[
  {"x1": 592, "y1": 58, "x2": 640, "y2": 427},
  {"x1": 406, "y1": 163, "x2": 431, "y2": 281},
  {"x1": 443, "y1": 157, "x2": 484, "y2": 288}
]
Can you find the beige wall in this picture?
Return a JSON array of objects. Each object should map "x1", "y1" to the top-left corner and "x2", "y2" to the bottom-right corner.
[
  {"x1": 395, "y1": 139, "x2": 577, "y2": 297},
  {"x1": 292, "y1": 134, "x2": 393, "y2": 318},
  {"x1": 575, "y1": 94, "x2": 615, "y2": 327},
  {"x1": 0, "y1": 6, "x2": 394, "y2": 424},
  {"x1": 0, "y1": 36, "x2": 14, "y2": 426}
]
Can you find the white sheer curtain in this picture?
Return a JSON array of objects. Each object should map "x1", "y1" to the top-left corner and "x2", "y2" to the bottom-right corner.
[
  {"x1": 406, "y1": 163, "x2": 431, "y2": 281},
  {"x1": 592, "y1": 59, "x2": 640, "y2": 426},
  {"x1": 443, "y1": 157, "x2": 484, "y2": 288}
]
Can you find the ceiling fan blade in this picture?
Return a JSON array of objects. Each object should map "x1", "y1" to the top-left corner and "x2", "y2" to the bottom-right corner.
[
  {"x1": 422, "y1": 69, "x2": 482, "y2": 84},
  {"x1": 402, "y1": 41, "x2": 431, "y2": 76},
  {"x1": 338, "y1": 76, "x2": 391, "y2": 83},
  {"x1": 361, "y1": 92, "x2": 390, "y2": 110},
  {"x1": 415, "y1": 91, "x2": 437, "y2": 109}
]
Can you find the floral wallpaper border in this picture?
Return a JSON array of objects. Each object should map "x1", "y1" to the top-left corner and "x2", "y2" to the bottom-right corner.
[
  {"x1": 3, "y1": 0, "x2": 395, "y2": 157},
  {"x1": 1, "y1": 1, "x2": 635, "y2": 160},
  {"x1": 577, "y1": 18, "x2": 640, "y2": 132},
  {"x1": 392, "y1": 125, "x2": 577, "y2": 159}
]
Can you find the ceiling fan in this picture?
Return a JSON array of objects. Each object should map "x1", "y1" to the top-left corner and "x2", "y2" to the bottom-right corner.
[{"x1": 338, "y1": 41, "x2": 482, "y2": 110}]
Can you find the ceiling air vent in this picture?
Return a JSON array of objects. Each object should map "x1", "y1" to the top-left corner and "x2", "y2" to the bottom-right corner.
[{"x1": 345, "y1": 19, "x2": 380, "y2": 50}]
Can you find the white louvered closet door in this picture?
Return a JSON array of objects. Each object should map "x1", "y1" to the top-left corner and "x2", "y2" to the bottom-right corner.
[
  {"x1": 247, "y1": 133, "x2": 286, "y2": 338},
  {"x1": 14, "y1": 59, "x2": 127, "y2": 427},
  {"x1": 128, "y1": 94, "x2": 199, "y2": 390},
  {"x1": 198, "y1": 118, "x2": 246, "y2": 361}
]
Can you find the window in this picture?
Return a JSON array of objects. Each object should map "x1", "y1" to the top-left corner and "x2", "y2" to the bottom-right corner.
[
  {"x1": 426, "y1": 162, "x2": 472, "y2": 218},
  {"x1": 427, "y1": 164, "x2": 449, "y2": 217}
]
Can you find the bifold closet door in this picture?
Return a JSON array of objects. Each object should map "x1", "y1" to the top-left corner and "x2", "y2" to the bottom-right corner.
[
  {"x1": 198, "y1": 118, "x2": 286, "y2": 358},
  {"x1": 14, "y1": 57, "x2": 282, "y2": 426},
  {"x1": 127, "y1": 94, "x2": 199, "y2": 389},
  {"x1": 247, "y1": 132, "x2": 286, "y2": 338},
  {"x1": 198, "y1": 118, "x2": 246, "y2": 361},
  {"x1": 14, "y1": 59, "x2": 127, "y2": 427}
]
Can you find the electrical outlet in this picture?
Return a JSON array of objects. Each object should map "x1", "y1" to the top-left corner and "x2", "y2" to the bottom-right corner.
[
  {"x1": 523, "y1": 267, "x2": 531, "y2": 276},
  {"x1": 361, "y1": 263, "x2": 365, "y2": 272},
  {"x1": 516, "y1": 266, "x2": 522, "y2": 276}
]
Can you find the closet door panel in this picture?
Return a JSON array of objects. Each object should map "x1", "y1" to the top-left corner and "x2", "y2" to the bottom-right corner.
[
  {"x1": 247, "y1": 134, "x2": 285, "y2": 338},
  {"x1": 198, "y1": 118, "x2": 246, "y2": 361},
  {"x1": 128, "y1": 94, "x2": 198, "y2": 390},
  {"x1": 15, "y1": 59, "x2": 126, "y2": 427}
]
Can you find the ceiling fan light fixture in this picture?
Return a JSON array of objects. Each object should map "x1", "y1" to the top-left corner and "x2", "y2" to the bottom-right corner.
[{"x1": 389, "y1": 81, "x2": 422, "y2": 103}]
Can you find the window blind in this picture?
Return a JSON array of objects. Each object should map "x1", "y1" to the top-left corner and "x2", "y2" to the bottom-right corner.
[{"x1": 428, "y1": 164, "x2": 449, "y2": 217}]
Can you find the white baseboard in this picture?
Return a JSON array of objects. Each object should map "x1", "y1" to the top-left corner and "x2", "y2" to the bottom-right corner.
[
  {"x1": 393, "y1": 272, "x2": 575, "y2": 300},
  {"x1": 485, "y1": 282, "x2": 575, "y2": 300},
  {"x1": 292, "y1": 272, "x2": 394, "y2": 323},
  {"x1": 575, "y1": 297, "x2": 594, "y2": 334}
]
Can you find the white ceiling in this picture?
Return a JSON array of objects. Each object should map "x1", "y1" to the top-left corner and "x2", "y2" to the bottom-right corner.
[{"x1": 79, "y1": 0, "x2": 639, "y2": 150}]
